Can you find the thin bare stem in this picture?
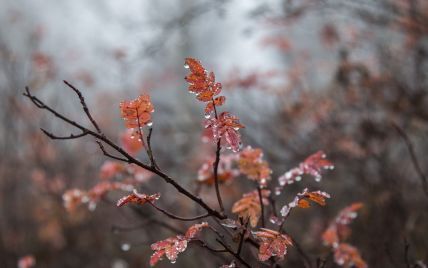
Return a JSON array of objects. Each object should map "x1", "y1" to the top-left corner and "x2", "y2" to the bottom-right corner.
[
  {"x1": 40, "y1": 128, "x2": 88, "y2": 140},
  {"x1": 257, "y1": 185, "x2": 265, "y2": 227},
  {"x1": 284, "y1": 231, "x2": 312, "y2": 268},
  {"x1": 236, "y1": 218, "x2": 249, "y2": 256},
  {"x1": 63, "y1": 80, "x2": 101, "y2": 133},
  {"x1": 216, "y1": 239, "x2": 251, "y2": 268},
  {"x1": 404, "y1": 238, "x2": 411, "y2": 268},
  {"x1": 393, "y1": 123, "x2": 428, "y2": 197},
  {"x1": 192, "y1": 240, "x2": 228, "y2": 253},
  {"x1": 96, "y1": 141, "x2": 129, "y2": 162},
  {"x1": 146, "y1": 127, "x2": 160, "y2": 170},
  {"x1": 212, "y1": 100, "x2": 225, "y2": 213},
  {"x1": 147, "y1": 201, "x2": 210, "y2": 221}
]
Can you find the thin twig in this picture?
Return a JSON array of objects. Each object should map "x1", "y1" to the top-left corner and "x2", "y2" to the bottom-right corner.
[
  {"x1": 257, "y1": 185, "x2": 265, "y2": 227},
  {"x1": 192, "y1": 239, "x2": 228, "y2": 253},
  {"x1": 286, "y1": 232, "x2": 312, "y2": 268},
  {"x1": 236, "y1": 218, "x2": 249, "y2": 256},
  {"x1": 40, "y1": 128, "x2": 88, "y2": 140},
  {"x1": 404, "y1": 238, "x2": 411, "y2": 268},
  {"x1": 393, "y1": 123, "x2": 428, "y2": 197},
  {"x1": 147, "y1": 201, "x2": 210, "y2": 221},
  {"x1": 146, "y1": 127, "x2": 160, "y2": 170},
  {"x1": 96, "y1": 141, "x2": 129, "y2": 162},
  {"x1": 216, "y1": 239, "x2": 251, "y2": 268},
  {"x1": 63, "y1": 80, "x2": 101, "y2": 133},
  {"x1": 212, "y1": 98, "x2": 225, "y2": 213}
]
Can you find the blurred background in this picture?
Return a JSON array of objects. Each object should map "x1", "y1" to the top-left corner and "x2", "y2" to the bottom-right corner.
[{"x1": 1, "y1": 0, "x2": 427, "y2": 267}]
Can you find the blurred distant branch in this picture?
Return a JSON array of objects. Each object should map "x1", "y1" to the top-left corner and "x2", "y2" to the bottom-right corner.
[{"x1": 393, "y1": 123, "x2": 428, "y2": 198}]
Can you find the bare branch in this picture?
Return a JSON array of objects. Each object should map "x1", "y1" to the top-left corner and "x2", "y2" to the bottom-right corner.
[
  {"x1": 147, "y1": 201, "x2": 210, "y2": 221},
  {"x1": 40, "y1": 128, "x2": 88, "y2": 140},
  {"x1": 146, "y1": 127, "x2": 160, "y2": 170},
  {"x1": 257, "y1": 186, "x2": 265, "y2": 227},
  {"x1": 216, "y1": 239, "x2": 251, "y2": 268},
  {"x1": 96, "y1": 141, "x2": 129, "y2": 162},
  {"x1": 63, "y1": 80, "x2": 102, "y2": 133},
  {"x1": 393, "y1": 123, "x2": 428, "y2": 197},
  {"x1": 212, "y1": 100, "x2": 225, "y2": 213}
]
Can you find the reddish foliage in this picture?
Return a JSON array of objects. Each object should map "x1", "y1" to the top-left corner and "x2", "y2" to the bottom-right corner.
[
  {"x1": 184, "y1": 58, "x2": 222, "y2": 105},
  {"x1": 322, "y1": 203, "x2": 366, "y2": 267},
  {"x1": 253, "y1": 228, "x2": 293, "y2": 261},
  {"x1": 239, "y1": 146, "x2": 272, "y2": 187},
  {"x1": 150, "y1": 222, "x2": 208, "y2": 266},
  {"x1": 280, "y1": 188, "x2": 330, "y2": 216},
  {"x1": 63, "y1": 182, "x2": 133, "y2": 212},
  {"x1": 232, "y1": 189, "x2": 270, "y2": 227},
  {"x1": 204, "y1": 111, "x2": 244, "y2": 152},
  {"x1": 116, "y1": 190, "x2": 160, "y2": 207},
  {"x1": 322, "y1": 203, "x2": 363, "y2": 247},
  {"x1": 120, "y1": 129, "x2": 144, "y2": 155},
  {"x1": 18, "y1": 255, "x2": 36, "y2": 268},
  {"x1": 197, "y1": 154, "x2": 238, "y2": 185},
  {"x1": 184, "y1": 58, "x2": 244, "y2": 152},
  {"x1": 334, "y1": 243, "x2": 367, "y2": 268},
  {"x1": 277, "y1": 151, "x2": 334, "y2": 194},
  {"x1": 119, "y1": 94, "x2": 154, "y2": 138},
  {"x1": 99, "y1": 161, "x2": 125, "y2": 180}
]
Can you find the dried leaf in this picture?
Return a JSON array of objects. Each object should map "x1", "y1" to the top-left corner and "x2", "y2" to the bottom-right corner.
[{"x1": 232, "y1": 190, "x2": 270, "y2": 227}]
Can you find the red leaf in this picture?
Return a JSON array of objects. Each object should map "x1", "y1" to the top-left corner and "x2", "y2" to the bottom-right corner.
[
  {"x1": 116, "y1": 190, "x2": 160, "y2": 207},
  {"x1": 119, "y1": 94, "x2": 154, "y2": 137},
  {"x1": 185, "y1": 222, "x2": 209, "y2": 239},
  {"x1": 253, "y1": 228, "x2": 293, "y2": 261},
  {"x1": 277, "y1": 151, "x2": 334, "y2": 194},
  {"x1": 149, "y1": 222, "x2": 209, "y2": 266}
]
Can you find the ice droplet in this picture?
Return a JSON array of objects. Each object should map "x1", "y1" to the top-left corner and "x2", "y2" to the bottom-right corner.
[
  {"x1": 147, "y1": 121, "x2": 153, "y2": 127},
  {"x1": 121, "y1": 243, "x2": 131, "y2": 251},
  {"x1": 184, "y1": 64, "x2": 189, "y2": 69},
  {"x1": 204, "y1": 113, "x2": 211, "y2": 119}
]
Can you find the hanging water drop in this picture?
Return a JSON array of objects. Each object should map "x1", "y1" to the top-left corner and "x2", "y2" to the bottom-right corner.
[
  {"x1": 121, "y1": 243, "x2": 131, "y2": 251},
  {"x1": 184, "y1": 64, "x2": 189, "y2": 69},
  {"x1": 147, "y1": 121, "x2": 153, "y2": 127}
]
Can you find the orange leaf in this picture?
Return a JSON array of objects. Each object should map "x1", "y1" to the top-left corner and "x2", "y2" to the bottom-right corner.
[{"x1": 232, "y1": 190, "x2": 270, "y2": 227}]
